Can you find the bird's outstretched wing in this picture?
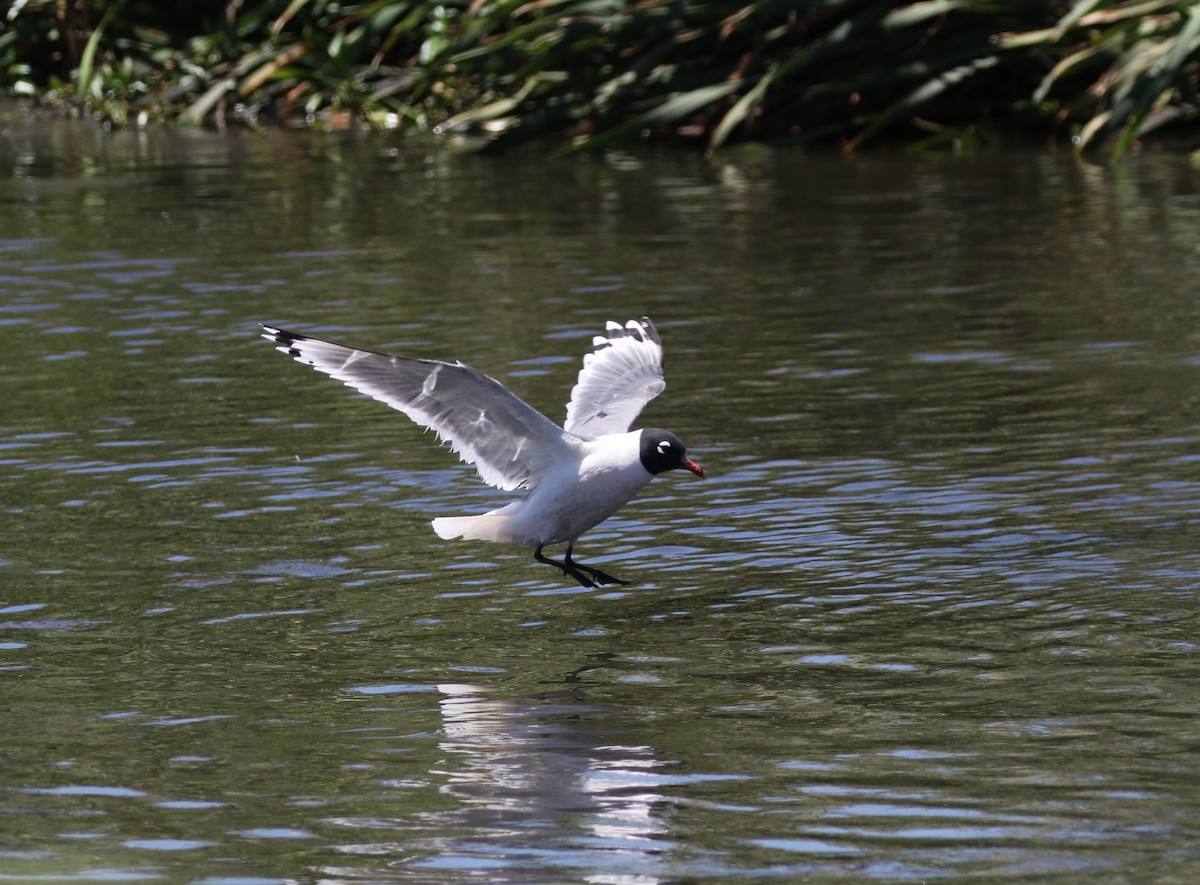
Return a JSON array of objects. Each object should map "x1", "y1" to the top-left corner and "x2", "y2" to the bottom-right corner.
[
  {"x1": 262, "y1": 326, "x2": 575, "y2": 491},
  {"x1": 563, "y1": 317, "x2": 666, "y2": 439}
]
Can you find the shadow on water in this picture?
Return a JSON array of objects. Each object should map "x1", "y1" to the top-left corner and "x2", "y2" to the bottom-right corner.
[{"x1": 2, "y1": 117, "x2": 1200, "y2": 881}]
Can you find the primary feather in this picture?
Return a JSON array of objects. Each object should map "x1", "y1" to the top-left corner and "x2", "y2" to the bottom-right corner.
[
  {"x1": 260, "y1": 326, "x2": 574, "y2": 491},
  {"x1": 564, "y1": 317, "x2": 665, "y2": 438}
]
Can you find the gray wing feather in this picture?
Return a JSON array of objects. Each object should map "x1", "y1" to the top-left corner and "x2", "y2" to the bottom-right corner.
[
  {"x1": 564, "y1": 317, "x2": 666, "y2": 438},
  {"x1": 261, "y1": 325, "x2": 573, "y2": 491}
]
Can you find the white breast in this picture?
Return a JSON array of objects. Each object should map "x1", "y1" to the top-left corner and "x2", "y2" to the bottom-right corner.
[{"x1": 504, "y1": 430, "x2": 652, "y2": 546}]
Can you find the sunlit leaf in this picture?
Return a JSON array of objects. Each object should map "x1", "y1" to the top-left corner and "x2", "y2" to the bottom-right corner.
[
  {"x1": 1111, "y1": 3, "x2": 1200, "y2": 160},
  {"x1": 436, "y1": 76, "x2": 541, "y2": 131},
  {"x1": 76, "y1": 0, "x2": 126, "y2": 105},
  {"x1": 709, "y1": 16, "x2": 857, "y2": 150},
  {"x1": 884, "y1": 0, "x2": 994, "y2": 31},
  {"x1": 564, "y1": 80, "x2": 742, "y2": 154},
  {"x1": 1050, "y1": 0, "x2": 1106, "y2": 42},
  {"x1": 271, "y1": 0, "x2": 314, "y2": 36},
  {"x1": 240, "y1": 44, "x2": 308, "y2": 95},
  {"x1": 845, "y1": 55, "x2": 1001, "y2": 152},
  {"x1": 179, "y1": 75, "x2": 237, "y2": 125}
]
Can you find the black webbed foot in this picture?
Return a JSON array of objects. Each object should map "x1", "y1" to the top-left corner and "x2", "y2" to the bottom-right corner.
[
  {"x1": 534, "y1": 544, "x2": 596, "y2": 588},
  {"x1": 534, "y1": 543, "x2": 627, "y2": 588},
  {"x1": 571, "y1": 562, "x2": 629, "y2": 586}
]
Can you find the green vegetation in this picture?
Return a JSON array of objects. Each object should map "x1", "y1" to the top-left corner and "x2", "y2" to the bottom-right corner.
[{"x1": 3, "y1": 1, "x2": 1199, "y2": 158}]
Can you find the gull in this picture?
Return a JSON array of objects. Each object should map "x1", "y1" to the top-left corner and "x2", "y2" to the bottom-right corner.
[{"x1": 260, "y1": 318, "x2": 704, "y2": 587}]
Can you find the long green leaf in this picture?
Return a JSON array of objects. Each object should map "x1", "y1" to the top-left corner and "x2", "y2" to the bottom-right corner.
[
  {"x1": 76, "y1": 0, "x2": 127, "y2": 106},
  {"x1": 708, "y1": 1, "x2": 904, "y2": 152},
  {"x1": 845, "y1": 55, "x2": 1000, "y2": 152},
  {"x1": 179, "y1": 47, "x2": 281, "y2": 125},
  {"x1": 1111, "y1": 3, "x2": 1200, "y2": 160},
  {"x1": 1073, "y1": 108, "x2": 1111, "y2": 152},
  {"x1": 179, "y1": 75, "x2": 237, "y2": 125},
  {"x1": 562, "y1": 79, "x2": 742, "y2": 154},
  {"x1": 1032, "y1": 22, "x2": 1133, "y2": 104},
  {"x1": 271, "y1": 0, "x2": 314, "y2": 36},
  {"x1": 884, "y1": 0, "x2": 995, "y2": 31},
  {"x1": 436, "y1": 75, "x2": 542, "y2": 131},
  {"x1": 1050, "y1": 0, "x2": 1105, "y2": 42},
  {"x1": 707, "y1": 72, "x2": 774, "y2": 151},
  {"x1": 709, "y1": 17, "x2": 857, "y2": 150}
]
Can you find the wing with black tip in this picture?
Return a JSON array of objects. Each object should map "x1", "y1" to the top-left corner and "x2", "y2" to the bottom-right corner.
[{"x1": 261, "y1": 325, "x2": 575, "y2": 491}]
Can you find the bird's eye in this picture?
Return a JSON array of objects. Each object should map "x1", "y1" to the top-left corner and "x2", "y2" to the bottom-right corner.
[{"x1": 657, "y1": 441, "x2": 672, "y2": 454}]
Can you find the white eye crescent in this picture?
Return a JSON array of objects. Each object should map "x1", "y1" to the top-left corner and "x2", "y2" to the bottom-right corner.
[{"x1": 657, "y1": 441, "x2": 672, "y2": 454}]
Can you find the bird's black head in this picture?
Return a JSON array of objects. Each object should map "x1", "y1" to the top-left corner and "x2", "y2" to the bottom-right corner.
[{"x1": 639, "y1": 428, "x2": 705, "y2": 478}]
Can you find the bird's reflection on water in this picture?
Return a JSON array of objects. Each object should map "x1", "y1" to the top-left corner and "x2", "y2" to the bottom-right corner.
[
  {"x1": 421, "y1": 681, "x2": 675, "y2": 882},
  {"x1": 319, "y1": 662, "x2": 700, "y2": 882}
]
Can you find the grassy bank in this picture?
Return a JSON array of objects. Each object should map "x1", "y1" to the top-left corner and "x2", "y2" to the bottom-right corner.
[{"x1": 3, "y1": 1, "x2": 1199, "y2": 158}]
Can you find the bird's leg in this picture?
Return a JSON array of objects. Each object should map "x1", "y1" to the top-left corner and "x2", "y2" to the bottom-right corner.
[
  {"x1": 534, "y1": 543, "x2": 596, "y2": 589},
  {"x1": 564, "y1": 543, "x2": 629, "y2": 587}
]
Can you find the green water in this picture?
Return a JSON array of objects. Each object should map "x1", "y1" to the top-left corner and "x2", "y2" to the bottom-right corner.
[{"x1": 2, "y1": 116, "x2": 1200, "y2": 882}]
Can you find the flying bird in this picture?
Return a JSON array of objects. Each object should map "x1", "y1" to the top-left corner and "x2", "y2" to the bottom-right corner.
[{"x1": 260, "y1": 318, "x2": 705, "y2": 588}]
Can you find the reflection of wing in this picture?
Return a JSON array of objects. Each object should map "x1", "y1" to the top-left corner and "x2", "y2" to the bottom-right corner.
[
  {"x1": 435, "y1": 683, "x2": 670, "y2": 852},
  {"x1": 261, "y1": 326, "x2": 574, "y2": 491},
  {"x1": 564, "y1": 318, "x2": 666, "y2": 439}
]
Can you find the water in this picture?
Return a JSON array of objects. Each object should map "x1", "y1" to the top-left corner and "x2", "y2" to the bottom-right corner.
[{"x1": 2, "y1": 114, "x2": 1200, "y2": 882}]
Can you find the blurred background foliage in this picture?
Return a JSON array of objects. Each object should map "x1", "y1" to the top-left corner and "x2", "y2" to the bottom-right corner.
[{"x1": 1, "y1": 0, "x2": 1198, "y2": 158}]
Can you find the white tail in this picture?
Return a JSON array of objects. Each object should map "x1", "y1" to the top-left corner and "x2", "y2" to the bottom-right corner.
[{"x1": 432, "y1": 514, "x2": 515, "y2": 543}]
